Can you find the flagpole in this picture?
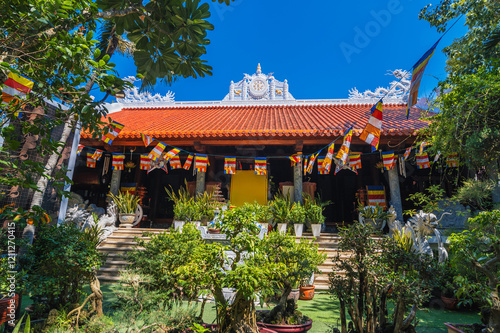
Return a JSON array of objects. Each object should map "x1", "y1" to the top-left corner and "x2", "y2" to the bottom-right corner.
[{"x1": 57, "y1": 121, "x2": 81, "y2": 224}]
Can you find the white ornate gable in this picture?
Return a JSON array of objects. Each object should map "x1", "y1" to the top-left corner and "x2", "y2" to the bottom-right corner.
[
  {"x1": 223, "y1": 64, "x2": 295, "y2": 101},
  {"x1": 348, "y1": 69, "x2": 411, "y2": 103}
]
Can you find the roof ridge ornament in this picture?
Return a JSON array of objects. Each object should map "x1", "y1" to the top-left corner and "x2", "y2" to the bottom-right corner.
[
  {"x1": 121, "y1": 76, "x2": 175, "y2": 104},
  {"x1": 348, "y1": 69, "x2": 410, "y2": 103},
  {"x1": 223, "y1": 64, "x2": 294, "y2": 102}
]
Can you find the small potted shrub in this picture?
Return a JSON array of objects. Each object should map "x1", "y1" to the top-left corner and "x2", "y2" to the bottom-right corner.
[
  {"x1": 358, "y1": 203, "x2": 391, "y2": 231},
  {"x1": 197, "y1": 192, "x2": 215, "y2": 225},
  {"x1": 271, "y1": 195, "x2": 291, "y2": 234},
  {"x1": 165, "y1": 185, "x2": 191, "y2": 231},
  {"x1": 306, "y1": 204, "x2": 325, "y2": 237},
  {"x1": 289, "y1": 203, "x2": 306, "y2": 237},
  {"x1": 256, "y1": 204, "x2": 273, "y2": 233},
  {"x1": 108, "y1": 192, "x2": 140, "y2": 228}
]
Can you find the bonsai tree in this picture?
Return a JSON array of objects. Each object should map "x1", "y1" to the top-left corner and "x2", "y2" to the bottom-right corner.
[
  {"x1": 108, "y1": 192, "x2": 140, "y2": 214},
  {"x1": 448, "y1": 210, "x2": 500, "y2": 331}
]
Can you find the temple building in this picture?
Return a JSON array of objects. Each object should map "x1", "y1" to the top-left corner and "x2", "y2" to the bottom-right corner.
[{"x1": 75, "y1": 65, "x2": 434, "y2": 228}]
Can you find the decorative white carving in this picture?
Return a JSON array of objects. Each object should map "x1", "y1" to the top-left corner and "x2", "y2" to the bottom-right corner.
[
  {"x1": 348, "y1": 69, "x2": 411, "y2": 102},
  {"x1": 121, "y1": 76, "x2": 175, "y2": 104},
  {"x1": 223, "y1": 64, "x2": 295, "y2": 101}
]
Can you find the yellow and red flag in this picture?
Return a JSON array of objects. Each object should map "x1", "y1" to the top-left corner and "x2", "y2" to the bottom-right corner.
[
  {"x1": 140, "y1": 154, "x2": 150, "y2": 170},
  {"x1": 224, "y1": 157, "x2": 236, "y2": 174},
  {"x1": 183, "y1": 154, "x2": 194, "y2": 170},
  {"x1": 148, "y1": 141, "x2": 166, "y2": 161},
  {"x1": 317, "y1": 156, "x2": 327, "y2": 175},
  {"x1": 169, "y1": 155, "x2": 182, "y2": 169},
  {"x1": 335, "y1": 127, "x2": 354, "y2": 167},
  {"x1": 141, "y1": 133, "x2": 153, "y2": 147},
  {"x1": 322, "y1": 143, "x2": 335, "y2": 174},
  {"x1": 86, "y1": 153, "x2": 96, "y2": 168},
  {"x1": 382, "y1": 151, "x2": 396, "y2": 170},
  {"x1": 416, "y1": 152, "x2": 430, "y2": 169},
  {"x1": 306, "y1": 153, "x2": 318, "y2": 174},
  {"x1": 164, "y1": 148, "x2": 180, "y2": 163},
  {"x1": 360, "y1": 100, "x2": 383, "y2": 151},
  {"x1": 91, "y1": 149, "x2": 103, "y2": 161},
  {"x1": 349, "y1": 154, "x2": 362, "y2": 174},
  {"x1": 403, "y1": 147, "x2": 412, "y2": 160},
  {"x1": 289, "y1": 154, "x2": 301, "y2": 166},
  {"x1": 2, "y1": 72, "x2": 34, "y2": 104},
  {"x1": 101, "y1": 121, "x2": 125, "y2": 145},
  {"x1": 447, "y1": 153, "x2": 459, "y2": 168},
  {"x1": 195, "y1": 154, "x2": 209, "y2": 173},
  {"x1": 255, "y1": 157, "x2": 267, "y2": 176},
  {"x1": 112, "y1": 154, "x2": 125, "y2": 170}
]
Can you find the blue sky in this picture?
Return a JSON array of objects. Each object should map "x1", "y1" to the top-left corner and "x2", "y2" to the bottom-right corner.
[{"x1": 104, "y1": 0, "x2": 467, "y2": 102}]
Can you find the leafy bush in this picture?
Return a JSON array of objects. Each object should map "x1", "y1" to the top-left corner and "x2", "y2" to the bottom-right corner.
[
  {"x1": 22, "y1": 224, "x2": 105, "y2": 310},
  {"x1": 108, "y1": 192, "x2": 139, "y2": 214},
  {"x1": 452, "y1": 179, "x2": 494, "y2": 212},
  {"x1": 288, "y1": 203, "x2": 306, "y2": 224}
]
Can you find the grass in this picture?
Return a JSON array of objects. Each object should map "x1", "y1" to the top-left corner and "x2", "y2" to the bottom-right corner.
[{"x1": 18, "y1": 286, "x2": 481, "y2": 333}]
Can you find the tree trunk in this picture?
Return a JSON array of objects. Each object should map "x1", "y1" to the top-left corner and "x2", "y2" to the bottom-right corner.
[
  {"x1": 339, "y1": 298, "x2": 347, "y2": 333},
  {"x1": 392, "y1": 297, "x2": 406, "y2": 333},
  {"x1": 90, "y1": 273, "x2": 103, "y2": 317},
  {"x1": 218, "y1": 291, "x2": 258, "y2": 333},
  {"x1": 489, "y1": 288, "x2": 500, "y2": 332}
]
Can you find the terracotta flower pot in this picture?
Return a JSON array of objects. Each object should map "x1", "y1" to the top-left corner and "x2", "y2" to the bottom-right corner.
[
  {"x1": 299, "y1": 285, "x2": 315, "y2": 300},
  {"x1": 208, "y1": 228, "x2": 221, "y2": 234}
]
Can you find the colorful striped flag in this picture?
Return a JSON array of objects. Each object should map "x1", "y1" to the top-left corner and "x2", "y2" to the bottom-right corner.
[
  {"x1": 86, "y1": 153, "x2": 96, "y2": 168},
  {"x1": 101, "y1": 121, "x2": 125, "y2": 145},
  {"x1": 183, "y1": 154, "x2": 194, "y2": 170},
  {"x1": 164, "y1": 148, "x2": 180, "y2": 162},
  {"x1": 407, "y1": 39, "x2": 440, "y2": 119},
  {"x1": 433, "y1": 152, "x2": 441, "y2": 163},
  {"x1": 317, "y1": 156, "x2": 327, "y2": 175},
  {"x1": 91, "y1": 149, "x2": 103, "y2": 161},
  {"x1": 446, "y1": 153, "x2": 459, "y2": 168},
  {"x1": 367, "y1": 186, "x2": 386, "y2": 208},
  {"x1": 289, "y1": 154, "x2": 301, "y2": 166},
  {"x1": 255, "y1": 157, "x2": 267, "y2": 175},
  {"x1": 112, "y1": 154, "x2": 125, "y2": 170},
  {"x1": 224, "y1": 156, "x2": 236, "y2": 174},
  {"x1": 141, "y1": 133, "x2": 153, "y2": 147},
  {"x1": 336, "y1": 127, "x2": 354, "y2": 167},
  {"x1": 120, "y1": 183, "x2": 136, "y2": 195},
  {"x1": 416, "y1": 152, "x2": 430, "y2": 169},
  {"x1": 195, "y1": 154, "x2": 209, "y2": 173},
  {"x1": 140, "y1": 154, "x2": 150, "y2": 170},
  {"x1": 359, "y1": 100, "x2": 383, "y2": 151},
  {"x1": 303, "y1": 156, "x2": 308, "y2": 175},
  {"x1": 306, "y1": 153, "x2": 318, "y2": 174},
  {"x1": 349, "y1": 154, "x2": 362, "y2": 173},
  {"x1": 169, "y1": 155, "x2": 182, "y2": 169},
  {"x1": 2, "y1": 72, "x2": 34, "y2": 104},
  {"x1": 418, "y1": 142, "x2": 428, "y2": 154},
  {"x1": 382, "y1": 151, "x2": 396, "y2": 170},
  {"x1": 322, "y1": 143, "x2": 335, "y2": 174},
  {"x1": 148, "y1": 141, "x2": 167, "y2": 161},
  {"x1": 77, "y1": 144, "x2": 85, "y2": 156},
  {"x1": 403, "y1": 147, "x2": 412, "y2": 160}
]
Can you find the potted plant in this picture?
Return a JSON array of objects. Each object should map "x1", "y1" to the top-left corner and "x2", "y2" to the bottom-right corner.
[
  {"x1": 305, "y1": 204, "x2": 325, "y2": 237},
  {"x1": 288, "y1": 203, "x2": 306, "y2": 237},
  {"x1": 256, "y1": 204, "x2": 273, "y2": 233},
  {"x1": 165, "y1": 184, "x2": 191, "y2": 231},
  {"x1": 197, "y1": 192, "x2": 215, "y2": 225},
  {"x1": 271, "y1": 195, "x2": 291, "y2": 234},
  {"x1": 108, "y1": 192, "x2": 140, "y2": 228},
  {"x1": 357, "y1": 203, "x2": 392, "y2": 231}
]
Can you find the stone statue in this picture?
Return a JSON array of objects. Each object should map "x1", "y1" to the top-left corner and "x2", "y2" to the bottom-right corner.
[
  {"x1": 349, "y1": 69, "x2": 411, "y2": 102},
  {"x1": 65, "y1": 200, "x2": 118, "y2": 242}
]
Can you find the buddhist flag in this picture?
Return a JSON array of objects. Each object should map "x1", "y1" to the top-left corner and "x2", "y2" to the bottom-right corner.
[
  {"x1": 255, "y1": 157, "x2": 267, "y2": 175},
  {"x1": 407, "y1": 39, "x2": 440, "y2": 119},
  {"x1": 224, "y1": 156, "x2": 236, "y2": 174},
  {"x1": 418, "y1": 142, "x2": 428, "y2": 154},
  {"x1": 403, "y1": 147, "x2": 412, "y2": 160},
  {"x1": 359, "y1": 100, "x2": 383, "y2": 151},
  {"x1": 367, "y1": 185, "x2": 386, "y2": 208},
  {"x1": 101, "y1": 121, "x2": 125, "y2": 145},
  {"x1": 289, "y1": 154, "x2": 301, "y2": 166},
  {"x1": 91, "y1": 149, "x2": 103, "y2": 161},
  {"x1": 86, "y1": 153, "x2": 96, "y2": 168},
  {"x1": 2, "y1": 72, "x2": 34, "y2": 104},
  {"x1": 195, "y1": 154, "x2": 209, "y2": 173},
  {"x1": 336, "y1": 127, "x2": 354, "y2": 167},
  {"x1": 317, "y1": 156, "x2": 327, "y2": 175},
  {"x1": 433, "y1": 152, "x2": 441, "y2": 163},
  {"x1": 306, "y1": 153, "x2": 318, "y2": 174},
  {"x1": 183, "y1": 154, "x2": 194, "y2": 170},
  {"x1": 164, "y1": 148, "x2": 181, "y2": 162},
  {"x1": 148, "y1": 141, "x2": 166, "y2": 161},
  {"x1": 447, "y1": 153, "x2": 459, "y2": 168},
  {"x1": 77, "y1": 144, "x2": 85, "y2": 156},
  {"x1": 112, "y1": 154, "x2": 125, "y2": 170},
  {"x1": 140, "y1": 154, "x2": 150, "y2": 170},
  {"x1": 141, "y1": 133, "x2": 153, "y2": 147},
  {"x1": 382, "y1": 151, "x2": 396, "y2": 170},
  {"x1": 322, "y1": 143, "x2": 335, "y2": 174},
  {"x1": 303, "y1": 156, "x2": 308, "y2": 176},
  {"x1": 169, "y1": 155, "x2": 182, "y2": 169},
  {"x1": 416, "y1": 152, "x2": 430, "y2": 169},
  {"x1": 349, "y1": 154, "x2": 362, "y2": 173}
]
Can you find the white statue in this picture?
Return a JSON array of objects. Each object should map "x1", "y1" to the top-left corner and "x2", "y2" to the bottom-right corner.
[
  {"x1": 65, "y1": 201, "x2": 118, "y2": 242},
  {"x1": 349, "y1": 69, "x2": 411, "y2": 102}
]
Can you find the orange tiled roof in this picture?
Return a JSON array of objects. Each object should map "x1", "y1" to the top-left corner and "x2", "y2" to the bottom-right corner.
[{"x1": 82, "y1": 102, "x2": 428, "y2": 140}]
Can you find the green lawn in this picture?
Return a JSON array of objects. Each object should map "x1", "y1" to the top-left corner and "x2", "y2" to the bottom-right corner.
[{"x1": 20, "y1": 286, "x2": 481, "y2": 333}]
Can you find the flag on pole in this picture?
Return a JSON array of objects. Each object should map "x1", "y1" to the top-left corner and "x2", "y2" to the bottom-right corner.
[
  {"x1": 403, "y1": 147, "x2": 412, "y2": 160},
  {"x1": 322, "y1": 143, "x2": 335, "y2": 174},
  {"x1": 349, "y1": 154, "x2": 362, "y2": 173},
  {"x1": 359, "y1": 100, "x2": 383, "y2": 151},
  {"x1": 336, "y1": 127, "x2": 354, "y2": 167},
  {"x1": 77, "y1": 144, "x2": 85, "y2": 156},
  {"x1": 163, "y1": 148, "x2": 181, "y2": 163},
  {"x1": 446, "y1": 153, "x2": 459, "y2": 167},
  {"x1": 255, "y1": 157, "x2": 267, "y2": 175},
  {"x1": 169, "y1": 155, "x2": 182, "y2": 169},
  {"x1": 2, "y1": 72, "x2": 34, "y2": 104},
  {"x1": 86, "y1": 153, "x2": 96, "y2": 168},
  {"x1": 382, "y1": 151, "x2": 396, "y2": 170},
  {"x1": 140, "y1": 154, "x2": 150, "y2": 170},
  {"x1": 195, "y1": 154, "x2": 209, "y2": 173},
  {"x1": 148, "y1": 141, "x2": 167, "y2": 161},
  {"x1": 406, "y1": 39, "x2": 441, "y2": 119},
  {"x1": 317, "y1": 156, "x2": 327, "y2": 175},
  {"x1": 91, "y1": 149, "x2": 103, "y2": 161},
  {"x1": 183, "y1": 154, "x2": 194, "y2": 170},
  {"x1": 141, "y1": 133, "x2": 153, "y2": 147},
  {"x1": 224, "y1": 157, "x2": 236, "y2": 174},
  {"x1": 112, "y1": 154, "x2": 125, "y2": 170},
  {"x1": 101, "y1": 121, "x2": 125, "y2": 145},
  {"x1": 416, "y1": 152, "x2": 430, "y2": 169},
  {"x1": 306, "y1": 153, "x2": 318, "y2": 174},
  {"x1": 289, "y1": 154, "x2": 301, "y2": 166}
]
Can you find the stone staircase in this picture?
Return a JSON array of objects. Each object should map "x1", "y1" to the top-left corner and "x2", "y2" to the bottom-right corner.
[{"x1": 97, "y1": 229, "x2": 350, "y2": 290}]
